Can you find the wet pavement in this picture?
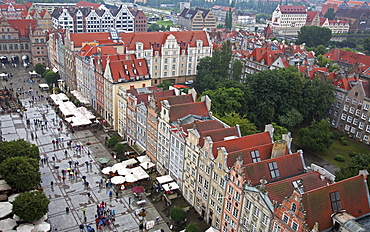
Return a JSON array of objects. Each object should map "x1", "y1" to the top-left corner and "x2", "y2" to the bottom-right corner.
[{"x1": 0, "y1": 65, "x2": 170, "y2": 232}]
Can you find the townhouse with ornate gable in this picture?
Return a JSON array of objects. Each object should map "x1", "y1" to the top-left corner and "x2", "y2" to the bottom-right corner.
[
  {"x1": 26, "y1": 9, "x2": 52, "y2": 31},
  {"x1": 178, "y1": 7, "x2": 217, "y2": 31}
]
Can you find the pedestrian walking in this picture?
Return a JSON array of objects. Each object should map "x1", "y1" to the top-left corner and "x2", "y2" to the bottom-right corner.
[
  {"x1": 109, "y1": 190, "x2": 113, "y2": 198},
  {"x1": 66, "y1": 207, "x2": 69, "y2": 213},
  {"x1": 50, "y1": 181, "x2": 54, "y2": 187}
]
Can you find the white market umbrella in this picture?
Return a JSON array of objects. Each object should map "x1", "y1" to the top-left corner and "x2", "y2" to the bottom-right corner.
[
  {"x1": 102, "y1": 167, "x2": 114, "y2": 175},
  {"x1": 0, "y1": 218, "x2": 17, "y2": 231},
  {"x1": 0, "y1": 73, "x2": 7, "y2": 77},
  {"x1": 112, "y1": 163, "x2": 125, "y2": 172},
  {"x1": 110, "y1": 176, "x2": 126, "y2": 185},
  {"x1": 0, "y1": 202, "x2": 12, "y2": 218},
  {"x1": 13, "y1": 215, "x2": 22, "y2": 222},
  {"x1": 34, "y1": 222, "x2": 50, "y2": 232},
  {"x1": 16, "y1": 223, "x2": 34, "y2": 232},
  {"x1": 33, "y1": 214, "x2": 48, "y2": 224},
  {"x1": 125, "y1": 174, "x2": 138, "y2": 183},
  {"x1": 117, "y1": 168, "x2": 130, "y2": 176},
  {"x1": 8, "y1": 193, "x2": 20, "y2": 202},
  {"x1": 4, "y1": 230, "x2": 17, "y2": 232}
]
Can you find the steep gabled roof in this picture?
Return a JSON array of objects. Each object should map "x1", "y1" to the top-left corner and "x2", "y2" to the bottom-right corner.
[
  {"x1": 182, "y1": 120, "x2": 224, "y2": 133},
  {"x1": 7, "y1": 19, "x2": 37, "y2": 38},
  {"x1": 306, "y1": 11, "x2": 319, "y2": 22},
  {"x1": 169, "y1": 101, "x2": 209, "y2": 122},
  {"x1": 167, "y1": 94, "x2": 194, "y2": 106},
  {"x1": 302, "y1": 174, "x2": 370, "y2": 231},
  {"x1": 212, "y1": 131, "x2": 271, "y2": 159},
  {"x1": 266, "y1": 171, "x2": 330, "y2": 204},
  {"x1": 227, "y1": 143, "x2": 274, "y2": 167},
  {"x1": 323, "y1": 49, "x2": 370, "y2": 67},
  {"x1": 109, "y1": 58, "x2": 149, "y2": 82},
  {"x1": 199, "y1": 127, "x2": 239, "y2": 148},
  {"x1": 243, "y1": 152, "x2": 305, "y2": 186}
]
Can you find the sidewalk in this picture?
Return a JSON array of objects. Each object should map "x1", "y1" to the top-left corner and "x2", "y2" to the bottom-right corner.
[{"x1": 0, "y1": 64, "x2": 170, "y2": 232}]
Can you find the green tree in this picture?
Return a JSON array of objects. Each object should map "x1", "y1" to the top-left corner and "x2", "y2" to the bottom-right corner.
[
  {"x1": 298, "y1": 119, "x2": 333, "y2": 152},
  {"x1": 363, "y1": 37, "x2": 370, "y2": 53},
  {"x1": 107, "y1": 136, "x2": 119, "y2": 148},
  {"x1": 231, "y1": 59, "x2": 243, "y2": 82},
  {"x1": 225, "y1": 9, "x2": 232, "y2": 30},
  {"x1": 148, "y1": 23, "x2": 160, "y2": 32},
  {"x1": 35, "y1": 63, "x2": 46, "y2": 75},
  {"x1": 158, "y1": 80, "x2": 171, "y2": 90},
  {"x1": 278, "y1": 108, "x2": 303, "y2": 128},
  {"x1": 202, "y1": 87, "x2": 244, "y2": 116},
  {"x1": 317, "y1": 54, "x2": 332, "y2": 68},
  {"x1": 296, "y1": 26, "x2": 332, "y2": 47},
  {"x1": 170, "y1": 206, "x2": 185, "y2": 223},
  {"x1": 12, "y1": 191, "x2": 49, "y2": 222},
  {"x1": 271, "y1": 123, "x2": 288, "y2": 141},
  {"x1": 44, "y1": 71, "x2": 59, "y2": 84},
  {"x1": 185, "y1": 222, "x2": 201, "y2": 232},
  {"x1": 114, "y1": 143, "x2": 125, "y2": 155},
  {"x1": 313, "y1": 45, "x2": 328, "y2": 56},
  {"x1": 0, "y1": 139, "x2": 40, "y2": 163},
  {"x1": 219, "y1": 112, "x2": 258, "y2": 136},
  {"x1": 324, "y1": 8, "x2": 336, "y2": 20},
  {"x1": 0, "y1": 157, "x2": 40, "y2": 191}
]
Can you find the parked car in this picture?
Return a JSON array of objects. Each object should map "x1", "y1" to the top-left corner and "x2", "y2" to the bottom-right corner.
[{"x1": 185, "y1": 80, "x2": 193, "y2": 85}]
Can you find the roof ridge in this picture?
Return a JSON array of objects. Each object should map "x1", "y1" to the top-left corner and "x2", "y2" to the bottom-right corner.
[
  {"x1": 243, "y1": 152, "x2": 300, "y2": 167},
  {"x1": 303, "y1": 174, "x2": 363, "y2": 194}
]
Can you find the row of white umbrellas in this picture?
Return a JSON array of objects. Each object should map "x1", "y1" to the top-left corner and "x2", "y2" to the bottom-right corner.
[{"x1": 0, "y1": 219, "x2": 50, "y2": 232}]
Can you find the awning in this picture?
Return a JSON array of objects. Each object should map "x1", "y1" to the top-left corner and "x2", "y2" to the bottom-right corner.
[
  {"x1": 140, "y1": 161, "x2": 155, "y2": 169},
  {"x1": 39, "y1": 83, "x2": 49, "y2": 89},
  {"x1": 157, "y1": 175, "x2": 173, "y2": 184},
  {"x1": 121, "y1": 158, "x2": 137, "y2": 167},
  {"x1": 137, "y1": 155, "x2": 151, "y2": 163},
  {"x1": 205, "y1": 227, "x2": 219, "y2": 232},
  {"x1": 162, "y1": 181, "x2": 179, "y2": 191}
]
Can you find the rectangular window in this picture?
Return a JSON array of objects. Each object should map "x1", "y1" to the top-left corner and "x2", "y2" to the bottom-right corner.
[
  {"x1": 245, "y1": 199, "x2": 252, "y2": 211},
  {"x1": 359, "y1": 122, "x2": 365, "y2": 130},
  {"x1": 268, "y1": 161, "x2": 280, "y2": 179},
  {"x1": 210, "y1": 199, "x2": 215, "y2": 208},
  {"x1": 226, "y1": 201, "x2": 231, "y2": 212},
  {"x1": 349, "y1": 107, "x2": 355, "y2": 114},
  {"x1": 204, "y1": 180, "x2": 209, "y2": 190},
  {"x1": 253, "y1": 207, "x2": 259, "y2": 218},
  {"x1": 362, "y1": 113, "x2": 367, "y2": 120},
  {"x1": 343, "y1": 105, "x2": 349, "y2": 112},
  {"x1": 251, "y1": 150, "x2": 261, "y2": 163},
  {"x1": 228, "y1": 186, "x2": 234, "y2": 195},
  {"x1": 364, "y1": 104, "x2": 369, "y2": 111},
  {"x1": 283, "y1": 214, "x2": 289, "y2": 223},
  {"x1": 330, "y1": 191, "x2": 342, "y2": 213},
  {"x1": 213, "y1": 172, "x2": 218, "y2": 182},
  {"x1": 262, "y1": 213, "x2": 268, "y2": 225},
  {"x1": 356, "y1": 109, "x2": 361, "y2": 116},
  {"x1": 218, "y1": 193, "x2": 222, "y2": 203},
  {"x1": 353, "y1": 118, "x2": 359, "y2": 126},
  {"x1": 341, "y1": 113, "x2": 347, "y2": 120},
  {"x1": 347, "y1": 116, "x2": 353, "y2": 123},
  {"x1": 232, "y1": 208, "x2": 239, "y2": 218},
  {"x1": 211, "y1": 186, "x2": 216, "y2": 197},
  {"x1": 292, "y1": 222, "x2": 298, "y2": 231}
]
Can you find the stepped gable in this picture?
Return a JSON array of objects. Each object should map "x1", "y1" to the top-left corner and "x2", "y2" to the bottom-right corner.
[
  {"x1": 265, "y1": 171, "x2": 330, "y2": 204},
  {"x1": 211, "y1": 131, "x2": 271, "y2": 159},
  {"x1": 243, "y1": 152, "x2": 305, "y2": 186},
  {"x1": 302, "y1": 174, "x2": 370, "y2": 231},
  {"x1": 226, "y1": 143, "x2": 274, "y2": 167}
]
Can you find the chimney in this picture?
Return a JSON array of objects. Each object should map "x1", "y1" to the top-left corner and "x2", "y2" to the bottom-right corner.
[
  {"x1": 142, "y1": 83, "x2": 146, "y2": 87},
  {"x1": 282, "y1": 132, "x2": 292, "y2": 154},
  {"x1": 130, "y1": 84, "x2": 134, "y2": 90},
  {"x1": 201, "y1": 95, "x2": 212, "y2": 112},
  {"x1": 270, "y1": 140, "x2": 287, "y2": 159},
  {"x1": 235, "y1": 124, "x2": 241, "y2": 138},
  {"x1": 264, "y1": 124, "x2": 274, "y2": 143}
]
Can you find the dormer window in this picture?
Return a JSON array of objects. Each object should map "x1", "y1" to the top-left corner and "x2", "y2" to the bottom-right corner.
[
  {"x1": 268, "y1": 161, "x2": 280, "y2": 179},
  {"x1": 330, "y1": 191, "x2": 342, "y2": 213},
  {"x1": 251, "y1": 150, "x2": 260, "y2": 163}
]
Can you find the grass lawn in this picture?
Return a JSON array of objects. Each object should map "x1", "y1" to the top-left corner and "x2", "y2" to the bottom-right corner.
[
  {"x1": 291, "y1": 127, "x2": 370, "y2": 168},
  {"x1": 156, "y1": 20, "x2": 174, "y2": 26}
]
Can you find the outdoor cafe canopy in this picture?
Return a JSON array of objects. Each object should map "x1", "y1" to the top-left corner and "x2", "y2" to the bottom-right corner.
[
  {"x1": 156, "y1": 175, "x2": 173, "y2": 184},
  {"x1": 162, "y1": 181, "x2": 179, "y2": 191}
]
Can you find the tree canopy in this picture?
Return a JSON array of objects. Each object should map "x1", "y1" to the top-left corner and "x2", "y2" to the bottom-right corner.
[
  {"x1": 298, "y1": 119, "x2": 333, "y2": 152},
  {"x1": 0, "y1": 156, "x2": 41, "y2": 191},
  {"x1": 185, "y1": 222, "x2": 201, "y2": 232},
  {"x1": 44, "y1": 70, "x2": 59, "y2": 84},
  {"x1": 12, "y1": 191, "x2": 49, "y2": 222},
  {"x1": 296, "y1": 26, "x2": 332, "y2": 47},
  {"x1": 170, "y1": 206, "x2": 186, "y2": 223},
  {"x1": 324, "y1": 8, "x2": 336, "y2": 20},
  {"x1": 218, "y1": 112, "x2": 258, "y2": 136},
  {"x1": 35, "y1": 63, "x2": 46, "y2": 75},
  {"x1": 363, "y1": 37, "x2": 370, "y2": 54},
  {"x1": 0, "y1": 139, "x2": 39, "y2": 163},
  {"x1": 335, "y1": 152, "x2": 370, "y2": 187}
]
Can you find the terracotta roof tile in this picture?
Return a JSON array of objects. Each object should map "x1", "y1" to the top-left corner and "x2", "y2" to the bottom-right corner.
[
  {"x1": 279, "y1": 5, "x2": 307, "y2": 14},
  {"x1": 199, "y1": 127, "x2": 239, "y2": 148},
  {"x1": 227, "y1": 143, "x2": 274, "y2": 167},
  {"x1": 302, "y1": 175, "x2": 370, "y2": 231},
  {"x1": 75, "y1": 1, "x2": 102, "y2": 10},
  {"x1": 7, "y1": 19, "x2": 37, "y2": 38},
  {"x1": 266, "y1": 171, "x2": 330, "y2": 204},
  {"x1": 182, "y1": 120, "x2": 225, "y2": 133},
  {"x1": 169, "y1": 101, "x2": 209, "y2": 122},
  {"x1": 324, "y1": 49, "x2": 370, "y2": 66},
  {"x1": 212, "y1": 132, "x2": 271, "y2": 159},
  {"x1": 243, "y1": 152, "x2": 305, "y2": 186},
  {"x1": 167, "y1": 94, "x2": 194, "y2": 105}
]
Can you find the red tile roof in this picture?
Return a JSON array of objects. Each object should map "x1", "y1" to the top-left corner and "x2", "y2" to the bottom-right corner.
[
  {"x1": 266, "y1": 171, "x2": 330, "y2": 204},
  {"x1": 75, "y1": 1, "x2": 102, "y2": 10},
  {"x1": 7, "y1": 19, "x2": 37, "y2": 38},
  {"x1": 167, "y1": 94, "x2": 194, "y2": 105},
  {"x1": 279, "y1": 5, "x2": 307, "y2": 14},
  {"x1": 134, "y1": 89, "x2": 176, "y2": 107},
  {"x1": 302, "y1": 174, "x2": 370, "y2": 231},
  {"x1": 70, "y1": 31, "x2": 211, "y2": 51},
  {"x1": 306, "y1": 11, "x2": 319, "y2": 22},
  {"x1": 244, "y1": 152, "x2": 305, "y2": 186},
  {"x1": 328, "y1": 19, "x2": 349, "y2": 24},
  {"x1": 212, "y1": 131, "x2": 271, "y2": 159},
  {"x1": 227, "y1": 143, "x2": 274, "y2": 167},
  {"x1": 199, "y1": 127, "x2": 239, "y2": 148},
  {"x1": 182, "y1": 120, "x2": 225, "y2": 133},
  {"x1": 108, "y1": 58, "x2": 149, "y2": 82},
  {"x1": 323, "y1": 49, "x2": 370, "y2": 66},
  {"x1": 169, "y1": 101, "x2": 209, "y2": 122}
]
